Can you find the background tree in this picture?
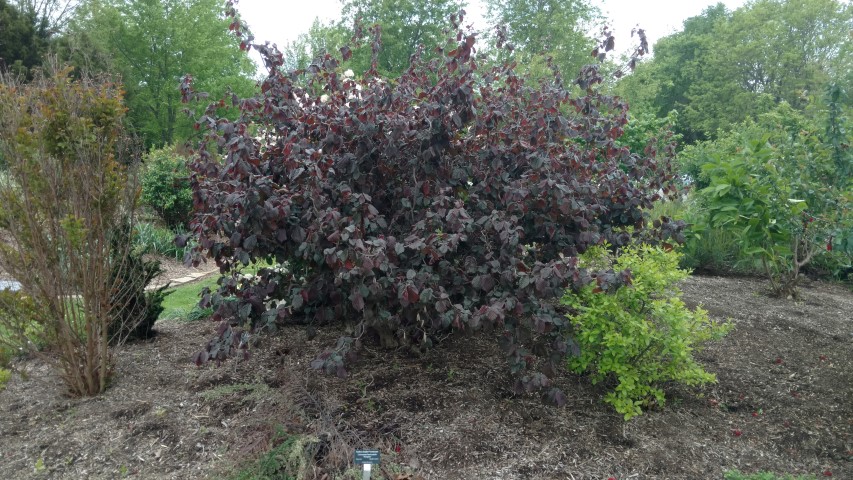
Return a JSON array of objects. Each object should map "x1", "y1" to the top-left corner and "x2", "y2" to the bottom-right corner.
[
  {"x1": 340, "y1": 0, "x2": 462, "y2": 76},
  {"x1": 281, "y1": 17, "x2": 350, "y2": 72},
  {"x1": 280, "y1": 0, "x2": 462, "y2": 79},
  {"x1": 616, "y1": 0, "x2": 852, "y2": 143},
  {"x1": 68, "y1": 0, "x2": 256, "y2": 147},
  {"x1": 484, "y1": 0, "x2": 598, "y2": 79},
  {"x1": 13, "y1": 0, "x2": 77, "y2": 32},
  {"x1": 0, "y1": 0, "x2": 52, "y2": 76},
  {"x1": 613, "y1": 3, "x2": 727, "y2": 141}
]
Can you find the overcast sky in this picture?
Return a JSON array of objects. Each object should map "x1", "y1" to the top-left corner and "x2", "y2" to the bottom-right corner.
[{"x1": 235, "y1": 0, "x2": 748, "y2": 70}]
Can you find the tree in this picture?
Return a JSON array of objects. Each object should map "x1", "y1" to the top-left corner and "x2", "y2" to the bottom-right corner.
[
  {"x1": 0, "y1": 0, "x2": 51, "y2": 76},
  {"x1": 68, "y1": 0, "x2": 256, "y2": 147},
  {"x1": 281, "y1": 17, "x2": 350, "y2": 72},
  {"x1": 615, "y1": 0, "x2": 852, "y2": 143},
  {"x1": 687, "y1": 0, "x2": 851, "y2": 138},
  {"x1": 182, "y1": 9, "x2": 683, "y2": 402},
  {"x1": 279, "y1": 0, "x2": 462, "y2": 79},
  {"x1": 14, "y1": 0, "x2": 77, "y2": 31},
  {"x1": 0, "y1": 66, "x2": 148, "y2": 396},
  {"x1": 614, "y1": 3, "x2": 727, "y2": 141},
  {"x1": 342, "y1": 0, "x2": 462, "y2": 77},
  {"x1": 484, "y1": 0, "x2": 598, "y2": 80}
]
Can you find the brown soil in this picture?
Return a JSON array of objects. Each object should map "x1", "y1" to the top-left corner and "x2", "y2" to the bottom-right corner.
[{"x1": 0, "y1": 274, "x2": 851, "y2": 479}]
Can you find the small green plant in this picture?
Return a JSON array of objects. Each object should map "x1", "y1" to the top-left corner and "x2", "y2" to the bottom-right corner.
[
  {"x1": 228, "y1": 427, "x2": 300, "y2": 480},
  {"x1": 561, "y1": 244, "x2": 731, "y2": 420},
  {"x1": 724, "y1": 469, "x2": 817, "y2": 480},
  {"x1": 140, "y1": 146, "x2": 193, "y2": 230},
  {"x1": 185, "y1": 305, "x2": 215, "y2": 321},
  {"x1": 0, "y1": 367, "x2": 10, "y2": 391},
  {"x1": 108, "y1": 223, "x2": 170, "y2": 343}
]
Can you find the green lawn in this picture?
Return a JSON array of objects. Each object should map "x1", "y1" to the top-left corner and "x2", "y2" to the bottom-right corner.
[
  {"x1": 158, "y1": 260, "x2": 278, "y2": 321},
  {"x1": 158, "y1": 275, "x2": 221, "y2": 321}
]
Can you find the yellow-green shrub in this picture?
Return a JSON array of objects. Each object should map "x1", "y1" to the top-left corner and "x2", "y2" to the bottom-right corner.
[{"x1": 562, "y1": 244, "x2": 731, "y2": 419}]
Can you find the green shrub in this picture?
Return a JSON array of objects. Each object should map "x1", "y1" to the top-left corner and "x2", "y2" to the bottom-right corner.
[
  {"x1": 561, "y1": 244, "x2": 731, "y2": 420},
  {"x1": 108, "y1": 223, "x2": 170, "y2": 343},
  {"x1": 0, "y1": 367, "x2": 9, "y2": 391},
  {"x1": 687, "y1": 102, "x2": 852, "y2": 296},
  {"x1": 140, "y1": 146, "x2": 193, "y2": 230}
]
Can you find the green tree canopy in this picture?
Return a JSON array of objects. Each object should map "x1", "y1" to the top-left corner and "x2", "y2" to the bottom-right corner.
[
  {"x1": 616, "y1": 0, "x2": 852, "y2": 143},
  {"x1": 281, "y1": 17, "x2": 350, "y2": 72},
  {"x1": 0, "y1": 0, "x2": 52, "y2": 77},
  {"x1": 342, "y1": 0, "x2": 462, "y2": 76},
  {"x1": 484, "y1": 0, "x2": 598, "y2": 79},
  {"x1": 68, "y1": 0, "x2": 256, "y2": 147},
  {"x1": 281, "y1": 0, "x2": 462, "y2": 79}
]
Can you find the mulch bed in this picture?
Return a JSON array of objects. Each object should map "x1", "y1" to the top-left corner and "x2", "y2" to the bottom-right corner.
[{"x1": 0, "y1": 274, "x2": 851, "y2": 479}]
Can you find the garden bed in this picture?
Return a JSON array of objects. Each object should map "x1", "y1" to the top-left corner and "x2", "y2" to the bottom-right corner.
[{"x1": 0, "y1": 274, "x2": 850, "y2": 479}]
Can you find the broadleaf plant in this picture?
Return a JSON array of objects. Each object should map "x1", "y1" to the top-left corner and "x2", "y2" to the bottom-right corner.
[{"x1": 183, "y1": 4, "x2": 683, "y2": 402}]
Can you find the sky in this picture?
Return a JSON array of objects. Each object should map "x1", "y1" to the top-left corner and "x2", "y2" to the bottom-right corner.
[{"x1": 235, "y1": 0, "x2": 749, "y2": 70}]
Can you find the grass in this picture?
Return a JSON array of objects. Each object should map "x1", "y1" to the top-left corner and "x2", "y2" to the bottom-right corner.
[
  {"x1": 646, "y1": 196, "x2": 763, "y2": 275},
  {"x1": 647, "y1": 196, "x2": 688, "y2": 221},
  {"x1": 157, "y1": 260, "x2": 276, "y2": 321},
  {"x1": 158, "y1": 275, "x2": 220, "y2": 321},
  {"x1": 133, "y1": 222, "x2": 193, "y2": 261}
]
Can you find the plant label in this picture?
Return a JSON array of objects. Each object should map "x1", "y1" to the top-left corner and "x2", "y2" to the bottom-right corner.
[{"x1": 354, "y1": 450, "x2": 380, "y2": 479}]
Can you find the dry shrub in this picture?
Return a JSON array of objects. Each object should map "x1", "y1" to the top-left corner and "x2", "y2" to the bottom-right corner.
[{"x1": 0, "y1": 65, "x2": 153, "y2": 396}]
